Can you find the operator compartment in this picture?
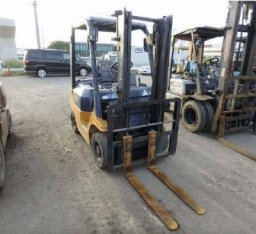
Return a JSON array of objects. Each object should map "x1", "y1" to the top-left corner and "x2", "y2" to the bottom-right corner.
[{"x1": 169, "y1": 27, "x2": 224, "y2": 96}]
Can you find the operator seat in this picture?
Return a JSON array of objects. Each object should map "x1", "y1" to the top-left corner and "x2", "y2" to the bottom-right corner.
[
  {"x1": 183, "y1": 60, "x2": 201, "y2": 80},
  {"x1": 97, "y1": 63, "x2": 116, "y2": 89}
]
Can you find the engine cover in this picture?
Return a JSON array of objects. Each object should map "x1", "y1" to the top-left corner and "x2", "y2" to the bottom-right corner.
[{"x1": 169, "y1": 78, "x2": 196, "y2": 95}]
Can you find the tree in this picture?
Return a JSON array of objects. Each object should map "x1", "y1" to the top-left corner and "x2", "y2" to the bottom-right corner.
[{"x1": 47, "y1": 40, "x2": 69, "y2": 51}]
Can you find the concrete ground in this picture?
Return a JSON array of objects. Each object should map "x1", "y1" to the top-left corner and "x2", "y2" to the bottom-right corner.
[{"x1": 0, "y1": 75, "x2": 255, "y2": 234}]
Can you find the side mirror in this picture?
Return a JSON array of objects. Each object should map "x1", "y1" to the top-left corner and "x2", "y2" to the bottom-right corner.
[{"x1": 143, "y1": 38, "x2": 148, "y2": 52}]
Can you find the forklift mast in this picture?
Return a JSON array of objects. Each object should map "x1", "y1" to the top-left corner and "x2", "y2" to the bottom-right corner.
[
  {"x1": 106, "y1": 10, "x2": 180, "y2": 169},
  {"x1": 114, "y1": 10, "x2": 173, "y2": 127},
  {"x1": 212, "y1": 1, "x2": 256, "y2": 136}
]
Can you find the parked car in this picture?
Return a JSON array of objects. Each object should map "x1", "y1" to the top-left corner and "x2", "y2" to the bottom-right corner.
[
  {"x1": 23, "y1": 49, "x2": 92, "y2": 78},
  {"x1": 138, "y1": 65, "x2": 151, "y2": 75}
]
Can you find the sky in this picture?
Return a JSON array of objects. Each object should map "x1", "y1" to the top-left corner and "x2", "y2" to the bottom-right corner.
[{"x1": 0, "y1": 0, "x2": 230, "y2": 49}]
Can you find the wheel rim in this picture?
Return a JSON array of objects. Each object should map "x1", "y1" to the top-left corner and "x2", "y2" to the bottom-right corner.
[
  {"x1": 38, "y1": 69, "x2": 46, "y2": 78},
  {"x1": 185, "y1": 107, "x2": 198, "y2": 126},
  {"x1": 80, "y1": 68, "x2": 87, "y2": 77}
]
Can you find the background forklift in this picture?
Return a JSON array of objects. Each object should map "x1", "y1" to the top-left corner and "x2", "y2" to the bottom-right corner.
[
  {"x1": 212, "y1": 1, "x2": 256, "y2": 160},
  {"x1": 69, "y1": 9, "x2": 205, "y2": 231},
  {"x1": 169, "y1": 1, "x2": 256, "y2": 160},
  {"x1": 167, "y1": 27, "x2": 224, "y2": 132},
  {"x1": 0, "y1": 83, "x2": 12, "y2": 190}
]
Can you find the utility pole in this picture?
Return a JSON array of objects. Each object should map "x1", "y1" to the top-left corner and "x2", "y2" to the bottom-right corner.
[{"x1": 33, "y1": 0, "x2": 41, "y2": 49}]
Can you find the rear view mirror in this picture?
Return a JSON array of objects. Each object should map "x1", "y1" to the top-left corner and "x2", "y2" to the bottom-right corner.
[{"x1": 143, "y1": 38, "x2": 148, "y2": 52}]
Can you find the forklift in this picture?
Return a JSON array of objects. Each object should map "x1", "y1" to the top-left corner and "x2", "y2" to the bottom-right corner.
[
  {"x1": 169, "y1": 1, "x2": 256, "y2": 160},
  {"x1": 69, "y1": 9, "x2": 205, "y2": 231},
  {"x1": 212, "y1": 1, "x2": 256, "y2": 160},
  {"x1": 0, "y1": 83, "x2": 12, "y2": 190},
  {"x1": 168, "y1": 26, "x2": 224, "y2": 132}
]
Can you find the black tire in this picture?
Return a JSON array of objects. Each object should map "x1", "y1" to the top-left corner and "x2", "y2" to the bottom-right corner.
[
  {"x1": 7, "y1": 111, "x2": 12, "y2": 136},
  {"x1": 182, "y1": 100, "x2": 207, "y2": 133},
  {"x1": 37, "y1": 68, "x2": 47, "y2": 78},
  {"x1": 0, "y1": 140, "x2": 5, "y2": 190},
  {"x1": 79, "y1": 67, "x2": 88, "y2": 77},
  {"x1": 91, "y1": 133, "x2": 108, "y2": 169},
  {"x1": 71, "y1": 113, "x2": 79, "y2": 134},
  {"x1": 202, "y1": 101, "x2": 214, "y2": 131}
]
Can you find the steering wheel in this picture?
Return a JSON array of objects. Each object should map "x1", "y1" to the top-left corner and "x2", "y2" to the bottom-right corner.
[
  {"x1": 204, "y1": 57, "x2": 219, "y2": 66},
  {"x1": 110, "y1": 61, "x2": 133, "y2": 73}
]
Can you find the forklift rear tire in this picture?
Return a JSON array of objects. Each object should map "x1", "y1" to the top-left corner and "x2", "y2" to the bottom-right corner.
[
  {"x1": 0, "y1": 140, "x2": 5, "y2": 190},
  {"x1": 182, "y1": 100, "x2": 207, "y2": 133},
  {"x1": 71, "y1": 113, "x2": 79, "y2": 134},
  {"x1": 202, "y1": 101, "x2": 214, "y2": 131},
  {"x1": 91, "y1": 133, "x2": 108, "y2": 169}
]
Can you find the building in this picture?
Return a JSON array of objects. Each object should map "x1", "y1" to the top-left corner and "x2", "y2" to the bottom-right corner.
[
  {"x1": 0, "y1": 18, "x2": 17, "y2": 61},
  {"x1": 75, "y1": 42, "x2": 114, "y2": 57}
]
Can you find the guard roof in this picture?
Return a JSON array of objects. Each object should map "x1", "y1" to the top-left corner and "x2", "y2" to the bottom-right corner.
[
  {"x1": 174, "y1": 26, "x2": 225, "y2": 41},
  {"x1": 74, "y1": 16, "x2": 147, "y2": 33}
]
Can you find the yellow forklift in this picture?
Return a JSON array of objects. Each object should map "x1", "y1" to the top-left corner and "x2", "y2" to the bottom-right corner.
[
  {"x1": 69, "y1": 10, "x2": 205, "y2": 230},
  {"x1": 0, "y1": 83, "x2": 12, "y2": 190}
]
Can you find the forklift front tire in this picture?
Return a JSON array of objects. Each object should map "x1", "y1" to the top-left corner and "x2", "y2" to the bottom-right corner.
[
  {"x1": 182, "y1": 100, "x2": 207, "y2": 133},
  {"x1": 71, "y1": 113, "x2": 79, "y2": 134},
  {"x1": 202, "y1": 101, "x2": 214, "y2": 131},
  {"x1": 91, "y1": 133, "x2": 108, "y2": 169}
]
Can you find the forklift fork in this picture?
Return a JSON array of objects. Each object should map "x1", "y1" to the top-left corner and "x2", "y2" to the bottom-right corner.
[{"x1": 123, "y1": 131, "x2": 205, "y2": 231}]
